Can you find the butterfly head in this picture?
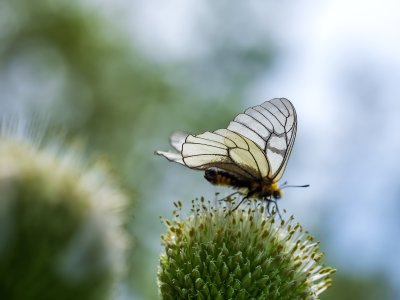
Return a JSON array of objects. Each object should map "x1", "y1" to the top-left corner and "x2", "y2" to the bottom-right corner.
[
  {"x1": 258, "y1": 181, "x2": 282, "y2": 200},
  {"x1": 269, "y1": 182, "x2": 283, "y2": 200}
]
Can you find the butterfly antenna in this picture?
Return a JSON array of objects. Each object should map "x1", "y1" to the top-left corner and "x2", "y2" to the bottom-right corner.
[{"x1": 280, "y1": 182, "x2": 310, "y2": 189}]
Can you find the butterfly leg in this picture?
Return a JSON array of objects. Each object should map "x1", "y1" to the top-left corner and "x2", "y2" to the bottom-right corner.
[
  {"x1": 265, "y1": 198, "x2": 282, "y2": 220},
  {"x1": 217, "y1": 191, "x2": 241, "y2": 202},
  {"x1": 265, "y1": 198, "x2": 273, "y2": 215},
  {"x1": 230, "y1": 196, "x2": 249, "y2": 212}
]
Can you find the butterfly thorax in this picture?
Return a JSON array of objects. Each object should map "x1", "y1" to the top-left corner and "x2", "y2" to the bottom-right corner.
[{"x1": 204, "y1": 168, "x2": 282, "y2": 200}]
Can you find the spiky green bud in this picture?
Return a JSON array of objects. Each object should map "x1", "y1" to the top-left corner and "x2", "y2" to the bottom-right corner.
[
  {"x1": 158, "y1": 198, "x2": 335, "y2": 300},
  {"x1": 0, "y1": 128, "x2": 128, "y2": 300}
]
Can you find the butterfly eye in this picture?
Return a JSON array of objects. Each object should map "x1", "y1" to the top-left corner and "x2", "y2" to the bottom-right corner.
[{"x1": 273, "y1": 190, "x2": 282, "y2": 200}]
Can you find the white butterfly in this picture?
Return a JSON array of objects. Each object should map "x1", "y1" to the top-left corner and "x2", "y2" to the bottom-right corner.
[{"x1": 156, "y1": 98, "x2": 303, "y2": 210}]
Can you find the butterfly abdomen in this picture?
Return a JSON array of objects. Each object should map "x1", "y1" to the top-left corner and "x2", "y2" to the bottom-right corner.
[{"x1": 204, "y1": 169, "x2": 246, "y2": 188}]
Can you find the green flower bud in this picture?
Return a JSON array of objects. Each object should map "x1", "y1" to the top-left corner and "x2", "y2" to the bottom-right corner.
[
  {"x1": 159, "y1": 198, "x2": 335, "y2": 299},
  {"x1": 0, "y1": 127, "x2": 128, "y2": 300}
]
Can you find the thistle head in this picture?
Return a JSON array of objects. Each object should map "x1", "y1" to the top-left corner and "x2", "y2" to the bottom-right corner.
[
  {"x1": 158, "y1": 197, "x2": 335, "y2": 299},
  {"x1": 0, "y1": 122, "x2": 129, "y2": 300}
]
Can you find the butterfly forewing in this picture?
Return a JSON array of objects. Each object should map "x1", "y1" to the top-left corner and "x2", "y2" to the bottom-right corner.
[{"x1": 227, "y1": 98, "x2": 297, "y2": 181}]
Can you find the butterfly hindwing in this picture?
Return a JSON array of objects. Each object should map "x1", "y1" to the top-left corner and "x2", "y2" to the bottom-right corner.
[{"x1": 181, "y1": 130, "x2": 268, "y2": 180}]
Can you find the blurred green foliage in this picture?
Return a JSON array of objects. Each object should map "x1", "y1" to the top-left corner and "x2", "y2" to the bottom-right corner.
[
  {"x1": 320, "y1": 273, "x2": 391, "y2": 300},
  {"x1": 1, "y1": 0, "x2": 177, "y2": 163}
]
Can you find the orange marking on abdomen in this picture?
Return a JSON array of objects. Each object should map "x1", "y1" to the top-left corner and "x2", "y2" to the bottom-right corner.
[{"x1": 213, "y1": 174, "x2": 233, "y2": 186}]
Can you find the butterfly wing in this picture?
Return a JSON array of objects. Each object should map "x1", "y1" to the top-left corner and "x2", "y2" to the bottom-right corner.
[
  {"x1": 169, "y1": 131, "x2": 188, "y2": 152},
  {"x1": 227, "y1": 98, "x2": 297, "y2": 182},
  {"x1": 155, "y1": 132, "x2": 188, "y2": 165},
  {"x1": 156, "y1": 98, "x2": 297, "y2": 183}
]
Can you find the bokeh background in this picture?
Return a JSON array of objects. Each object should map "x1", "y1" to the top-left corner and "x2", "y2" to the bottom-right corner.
[{"x1": 1, "y1": 0, "x2": 399, "y2": 299}]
